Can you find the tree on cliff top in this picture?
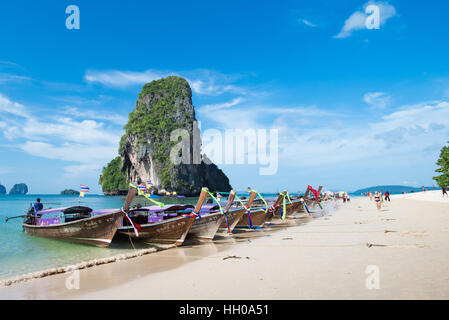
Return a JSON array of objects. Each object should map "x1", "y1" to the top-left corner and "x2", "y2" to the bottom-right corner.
[{"x1": 433, "y1": 141, "x2": 449, "y2": 187}]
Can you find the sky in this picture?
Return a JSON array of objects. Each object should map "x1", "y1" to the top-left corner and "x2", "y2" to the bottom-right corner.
[{"x1": 0, "y1": 0, "x2": 449, "y2": 194}]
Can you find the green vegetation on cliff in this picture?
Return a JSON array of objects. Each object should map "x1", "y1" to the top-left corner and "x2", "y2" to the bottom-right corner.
[
  {"x1": 433, "y1": 141, "x2": 449, "y2": 187},
  {"x1": 99, "y1": 157, "x2": 128, "y2": 192},
  {"x1": 119, "y1": 76, "x2": 192, "y2": 152},
  {"x1": 120, "y1": 76, "x2": 194, "y2": 187}
]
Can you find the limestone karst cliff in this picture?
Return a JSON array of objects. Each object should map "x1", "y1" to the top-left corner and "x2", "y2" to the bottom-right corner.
[{"x1": 100, "y1": 76, "x2": 231, "y2": 196}]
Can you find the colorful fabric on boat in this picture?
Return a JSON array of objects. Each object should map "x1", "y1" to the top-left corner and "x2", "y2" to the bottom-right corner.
[
  {"x1": 301, "y1": 198, "x2": 311, "y2": 216},
  {"x1": 253, "y1": 190, "x2": 269, "y2": 213},
  {"x1": 281, "y1": 192, "x2": 287, "y2": 220},
  {"x1": 80, "y1": 185, "x2": 89, "y2": 192},
  {"x1": 234, "y1": 193, "x2": 253, "y2": 228},
  {"x1": 129, "y1": 183, "x2": 164, "y2": 208},
  {"x1": 286, "y1": 192, "x2": 293, "y2": 204},
  {"x1": 121, "y1": 208, "x2": 141, "y2": 237},
  {"x1": 307, "y1": 185, "x2": 323, "y2": 209},
  {"x1": 202, "y1": 188, "x2": 229, "y2": 231}
]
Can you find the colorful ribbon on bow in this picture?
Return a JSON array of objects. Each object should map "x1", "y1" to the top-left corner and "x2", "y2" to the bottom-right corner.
[
  {"x1": 202, "y1": 188, "x2": 230, "y2": 232},
  {"x1": 301, "y1": 198, "x2": 311, "y2": 216},
  {"x1": 129, "y1": 183, "x2": 164, "y2": 208}
]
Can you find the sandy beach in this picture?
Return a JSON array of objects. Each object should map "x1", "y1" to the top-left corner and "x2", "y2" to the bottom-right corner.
[{"x1": 1, "y1": 190, "x2": 448, "y2": 300}]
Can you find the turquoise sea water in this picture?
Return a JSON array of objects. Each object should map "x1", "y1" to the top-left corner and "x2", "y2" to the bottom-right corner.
[
  {"x1": 0, "y1": 193, "x2": 278, "y2": 281},
  {"x1": 0, "y1": 194, "x2": 198, "y2": 281}
]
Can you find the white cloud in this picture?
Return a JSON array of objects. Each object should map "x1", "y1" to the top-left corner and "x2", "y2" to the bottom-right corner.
[
  {"x1": 20, "y1": 141, "x2": 117, "y2": 164},
  {"x1": 334, "y1": 1, "x2": 397, "y2": 39},
  {"x1": 85, "y1": 69, "x2": 170, "y2": 88},
  {"x1": 198, "y1": 99, "x2": 449, "y2": 170},
  {"x1": 0, "y1": 73, "x2": 31, "y2": 84},
  {"x1": 0, "y1": 94, "x2": 30, "y2": 118},
  {"x1": 84, "y1": 69, "x2": 247, "y2": 96},
  {"x1": 363, "y1": 92, "x2": 390, "y2": 109},
  {"x1": 199, "y1": 97, "x2": 244, "y2": 112},
  {"x1": 62, "y1": 106, "x2": 128, "y2": 126},
  {"x1": 0, "y1": 94, "x2": 123, "y2": 178},
  {"x1": 301, "y1": 19, "x2": 317, "y2": 27}
]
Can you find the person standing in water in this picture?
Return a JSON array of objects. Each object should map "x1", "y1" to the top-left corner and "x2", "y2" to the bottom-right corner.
[{"x1": 34, "y1": 198, "x2": 43, "y2": 213}]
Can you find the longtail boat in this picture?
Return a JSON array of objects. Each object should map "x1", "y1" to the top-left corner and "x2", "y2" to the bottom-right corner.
[
  {"x1": 217, "y1": 190, "x2": 253, "y2": 233},
  {"x1": 116, "y1": 199, "x2": 204, "y2": 246},
  {"x1": 186, "y1": 188, "x2": 225, "y2": 241},
  {"x1": 21, "y1": 186, "x2": 137, "y2": 247},
  {"x1": 235, "y1": 191, "x2": 275, "y2": 229}
]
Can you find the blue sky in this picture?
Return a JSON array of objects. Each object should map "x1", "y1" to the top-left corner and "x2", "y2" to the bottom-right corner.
[{"x1": 1, "y1": 0, "x2": 449, "y2": 194}]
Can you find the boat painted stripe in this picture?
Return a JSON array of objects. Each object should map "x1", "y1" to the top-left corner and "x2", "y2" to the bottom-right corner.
[
  {"x1": 143, "y1": 239, "x2": 185, "y2": 244},
  {"x1": 118, "y1": 216, "x2": 188, "y2": 230},
  {"x1": 70, "y1": 237, "x2": 112, "y2": 243},
  {"x1": 234, "y1": 226, "x2": 263, "y2": 229}
]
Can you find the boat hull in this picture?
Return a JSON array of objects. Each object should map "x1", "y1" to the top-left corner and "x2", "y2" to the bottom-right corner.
[
  {"x1": 188, "y1": 213, "x2": 225, "y2": 241},
  {"x1": 117, "y1": 215, "x2": 195, "y2": 246},
  {"x1": 273, "y1": 201, "x2": 303, "y2": 219},
  {"x1": 235, "y1": 208, "x2": 269, "y2": 229},
  {"x1": 22, "y1": 211, "x2": 124, "y2": 247},
  {"x1": 218, "y1": 208, "x2": 246, "y2": 233}
]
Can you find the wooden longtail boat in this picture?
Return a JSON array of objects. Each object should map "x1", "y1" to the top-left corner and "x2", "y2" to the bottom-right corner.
[
  {"x1": 22, "y1": 186, "x2": 137, "y2": 247},
  {"x1": 235, "y1": 191, "x2": 275, "y2": 229},
  {"x1": 117, "y1": 187, "x2": 211, "y2": 245},
  {"x1": 217, "y1": 190, "x2": 252, "y2": 233},
  {"x1": 116, "y1": 205, "x2": 195, "y2": 246},
  {"x1": 304, "y1": 185, "x2": 323, "y2": 209},
  {"x1": 186, "y1": 188, "x2": 225, "y2": 241}
]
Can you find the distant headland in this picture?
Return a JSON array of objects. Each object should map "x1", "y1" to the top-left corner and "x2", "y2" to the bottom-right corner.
[{"x1": 353, "y1": 185, "x2": 435, "y2": 195}]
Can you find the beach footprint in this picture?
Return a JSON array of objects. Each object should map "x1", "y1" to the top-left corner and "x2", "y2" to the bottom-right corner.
[{"x1": 400, "y1": 230, "x2": 428, "y2": 238}]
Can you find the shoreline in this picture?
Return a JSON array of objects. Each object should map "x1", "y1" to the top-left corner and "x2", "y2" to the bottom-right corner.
[
  {"x1": 0, "y1": 244, "x2": 177, "y2": 287},
  {"x1": 1, "y1": 193, "x2": 448, "y2": 299}
]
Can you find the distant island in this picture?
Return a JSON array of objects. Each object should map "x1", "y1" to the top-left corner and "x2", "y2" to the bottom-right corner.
[
  {"x1": 0, "y1": 184, "x2": 6, "y2": 195},
  {"x1": 9, "y1": 183, "x2": 28, "y2": 195},
  {"x1": 353, "y1": 185, "x2": 435, "y2": 195},
  {"x1": 60, "y1": 189, "x2": 80, "y2": 195}
]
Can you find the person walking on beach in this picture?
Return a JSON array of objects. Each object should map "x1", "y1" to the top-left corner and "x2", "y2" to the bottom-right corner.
[
  {"x1": 369, "y1": 192, "x2": 373, "y2": 201},
  {"x1": 443, "y1": 186, "x2": 448, "y2": 198},
  {"x1": 384, "y1": 191, "x2": 391, "y2": 202},
  {"x1": 374, "y1": 192, "x2": 381, "y2": 211}
]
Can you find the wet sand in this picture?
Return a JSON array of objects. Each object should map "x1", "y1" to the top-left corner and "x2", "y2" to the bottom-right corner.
[{"x1": 1, "y1": 194, "x2": 448, "y2": 299}]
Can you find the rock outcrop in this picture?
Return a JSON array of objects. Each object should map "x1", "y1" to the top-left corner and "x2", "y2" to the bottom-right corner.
[
  {"x1": 9, "y1": 183, "x2": 28, "y2": 195},
  {"x1": 0, "y1": 184, "x2": 6, "y2": 195},
  {"x1": 100, "y1": 76, "x2": 232, "y2": 196},
  {"x1": 60, "y1": 189, "x2": 80, "y2": 195}
]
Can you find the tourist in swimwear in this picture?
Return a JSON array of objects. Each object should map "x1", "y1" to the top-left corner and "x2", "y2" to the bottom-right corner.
[{"x1": 374, "y1": 192, "x2": 381, "y2": 211}]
